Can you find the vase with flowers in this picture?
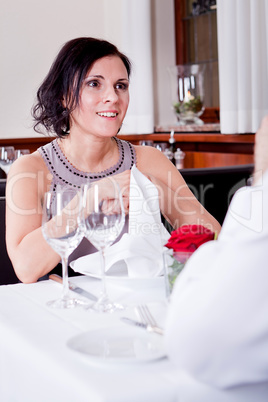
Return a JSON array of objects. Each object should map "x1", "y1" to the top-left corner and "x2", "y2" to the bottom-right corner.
[
  {"x1": 167, "y1": 64, "x2": 206, "y2": 125},
  {"x1": 164, "y1": 224, "x2": 216, "y2": 297}
]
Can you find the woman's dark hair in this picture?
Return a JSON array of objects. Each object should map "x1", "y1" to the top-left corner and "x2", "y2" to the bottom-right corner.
[{"x1": 32, "y1": 37, "x2": 132, "y2": 137}]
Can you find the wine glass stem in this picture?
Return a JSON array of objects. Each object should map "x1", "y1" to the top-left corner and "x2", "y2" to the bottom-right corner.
[
  {"x1": 61, "y1": 255, "x2": 70, "y2": 300},
  {"x1": 100, "y1": 248, "x2": 108, "y2": 298}
]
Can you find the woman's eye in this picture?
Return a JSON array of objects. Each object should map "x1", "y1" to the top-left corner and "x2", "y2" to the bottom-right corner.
[
  {"x1": 115, "y1": 82, "x2": 129, "y2": 91},
  {"x1": 86, "y1": 80, "x2": 99, "y2": 88}
]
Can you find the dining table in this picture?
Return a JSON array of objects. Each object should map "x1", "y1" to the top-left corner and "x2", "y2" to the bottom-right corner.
[{"x1": 0, "y1": 271, "x2": 181, "y2": 402}]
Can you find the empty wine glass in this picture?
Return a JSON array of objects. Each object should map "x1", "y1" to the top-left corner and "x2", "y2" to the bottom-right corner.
[
  {"x1": 42, "y1": 187, "x2": 86, "y2": 308},
  {"x1": 0, "y1": 146, "x2": 15, "y2": 175},
  {"x1": 15, "y1": 149, "x2": 30, "y2": 159},
  {"x1": 139, "y1": 140, "x2": 154, "y2": 147},
  {"x1": 83, "y1": 180, "x2": 125, "y2": 313}
]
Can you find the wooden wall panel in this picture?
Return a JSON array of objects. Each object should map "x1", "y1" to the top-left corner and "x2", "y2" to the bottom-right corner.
[
  {"x1": 184, "y1": 151, "x2": 254, "y2": 169},
  {"x1": 0, "y1": 132, "x2": 255, "y2": 170}
]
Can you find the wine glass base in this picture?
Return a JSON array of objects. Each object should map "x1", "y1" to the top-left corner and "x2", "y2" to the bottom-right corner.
[
  {"x1": 47, "y1": 297, "x2": 89, "y2": 309},
  {"x1": 90, "y1": 295, "x2": 124, "y2": 313}
]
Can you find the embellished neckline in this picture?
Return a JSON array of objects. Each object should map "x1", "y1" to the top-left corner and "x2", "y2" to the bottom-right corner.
[
  {"x1": 40, "y1": 137, "x2": 135, "y2": 189},
  {"x1": 55, "y1": 137, "x2": 123, "y2": 176}
]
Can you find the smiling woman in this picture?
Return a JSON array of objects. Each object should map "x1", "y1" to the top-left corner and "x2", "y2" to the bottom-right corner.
[
  {"x1": 5, "y1": 37, "x2": 220, "y2": 284},
  {"x1": 32, "y1": 37, "x2": 131, "y2": 139}
]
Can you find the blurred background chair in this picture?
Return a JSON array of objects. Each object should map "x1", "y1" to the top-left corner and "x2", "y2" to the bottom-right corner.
[
  {"x1": 0, "y1": 178, "x2": 6, "y2": 196},
  {"x1": 180, "y1": 164, "x2": 254, "y2": 225},
  {"x1": 0, "y1": 196, "x2": 20, "y2": 285}
]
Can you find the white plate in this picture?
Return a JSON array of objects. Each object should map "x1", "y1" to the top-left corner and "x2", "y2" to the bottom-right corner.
[{"x1": 67, "y1": 326, "x2": 166, "y2": 364}]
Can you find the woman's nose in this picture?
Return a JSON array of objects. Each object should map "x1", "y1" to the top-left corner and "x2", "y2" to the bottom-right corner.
[{"x1": 102, "y1": 86, "x2": 118, "y2": 103}]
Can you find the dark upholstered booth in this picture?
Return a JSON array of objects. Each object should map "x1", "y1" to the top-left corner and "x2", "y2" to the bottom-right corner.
[
  {"x1": 0, "y1": 179, "x2": 6, "y2": 197},
  {"x1": 180, "y1": 164, "x2": 254, "y2": 225},
  {"x1": 0, "y1": 196, "x2": 20, "y2": 285}
]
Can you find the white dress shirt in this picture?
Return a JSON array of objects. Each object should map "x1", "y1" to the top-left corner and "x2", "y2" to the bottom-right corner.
[{"x1": 165, "y1": 171, "x2": 268, "y2": 401}]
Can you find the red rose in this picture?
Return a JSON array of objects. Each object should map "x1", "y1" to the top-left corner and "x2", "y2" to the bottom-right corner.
[{"x1": 165, "y1": 224, "x2": 215, "y2": 253}]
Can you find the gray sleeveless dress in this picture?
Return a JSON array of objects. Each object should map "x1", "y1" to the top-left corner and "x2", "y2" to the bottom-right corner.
[{"x1": 38, "y1": 137, "x2": 136, "y2": 264}]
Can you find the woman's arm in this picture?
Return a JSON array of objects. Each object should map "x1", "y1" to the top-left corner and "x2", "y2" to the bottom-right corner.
[
  {"x1": 253, "y1": 115, "x2": 268, "y2": 184},
  {"x1": 6, "y1": 153, "x2": 61, "y2": 283},
  {"x1": 135, "y1": 146, "x2": 221, "y2": 234}
]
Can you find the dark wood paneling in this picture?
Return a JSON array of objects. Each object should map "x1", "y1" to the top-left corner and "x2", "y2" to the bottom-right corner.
[
  {"x1": 0, "y1": 136, "x2": 56, "y2": 154},
  {"x1": 174, "y1": 0, "x2": 185, "y2": 64},
  {"x1": 0, "y1": 132, "x2": 255, "y2": 169},
  {"x1": 201, "y1": 107, "x2": 220, "y2": 123},
  {"x1": 184, "y1": 151, "x2": 254, "y2": 169}
]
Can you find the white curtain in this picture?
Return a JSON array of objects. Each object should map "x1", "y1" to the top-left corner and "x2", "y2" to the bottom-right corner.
[
  {"x1": 120, "y1": 0, "x2": 154, "y2": 134},
  {"x1": 217, "y1": 0, "x2": 268, "y2": 134}
]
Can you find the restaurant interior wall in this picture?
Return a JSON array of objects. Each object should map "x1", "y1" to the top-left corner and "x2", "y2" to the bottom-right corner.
[{"x1": 0, "y1": 0, "x2": 176, "y2": 139}]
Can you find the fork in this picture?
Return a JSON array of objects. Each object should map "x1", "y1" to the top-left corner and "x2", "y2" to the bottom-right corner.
[{"x1": 136, "y1": 305, "x2": 164, "y2": 335}]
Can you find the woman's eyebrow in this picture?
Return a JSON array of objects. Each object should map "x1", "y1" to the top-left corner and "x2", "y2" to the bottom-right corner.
[
  {"x1": 85, "y1": 74, "x2": 104, "y2": 80},
  {"x1": 85, "y1": 75, "x2": 129, "y2": 82}
]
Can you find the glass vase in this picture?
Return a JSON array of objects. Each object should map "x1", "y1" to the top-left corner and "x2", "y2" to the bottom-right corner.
[
  {"x1": 168, "y1": 64, "x2": 206, "y2": 125},
  {"x1": 163, "y1": 249, "x2": 193, "y2": 300}
]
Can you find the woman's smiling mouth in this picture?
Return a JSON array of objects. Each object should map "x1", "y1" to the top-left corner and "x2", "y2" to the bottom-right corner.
[{"x1": 97, "y1": 112, "x2": 118, "y2": 117}]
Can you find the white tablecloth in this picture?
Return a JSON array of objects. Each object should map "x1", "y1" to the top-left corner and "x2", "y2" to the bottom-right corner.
[{"x1": 0, "y1": 274, "x2": 179, "y2": 402}]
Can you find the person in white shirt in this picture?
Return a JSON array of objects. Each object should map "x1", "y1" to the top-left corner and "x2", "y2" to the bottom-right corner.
[{"x1": 165, "y1": 115, "x2": 268, "y2": 401}]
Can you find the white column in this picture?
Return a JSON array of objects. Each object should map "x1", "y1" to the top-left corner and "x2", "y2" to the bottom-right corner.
[{"x1": 120, "y1": 0, "x2": 154, "y2": 134}]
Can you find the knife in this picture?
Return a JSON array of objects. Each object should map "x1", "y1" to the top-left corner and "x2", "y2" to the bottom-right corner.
[
  {"x1": 49, "y1": 274, "x2": 98, "y2": 302},
  {"x1": 121, "y1": 317, "x2": 164, "y2": 336}
]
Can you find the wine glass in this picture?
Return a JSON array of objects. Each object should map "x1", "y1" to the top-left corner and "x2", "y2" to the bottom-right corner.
[
  {"x1": 0, "y1": 146, "x2": 15, "y2": 175},
  {"x1": 15, "y1": 149, "x2": 30, "y2": 159},
  {"x1": 42, "y1": 187, "x2": 86, "y2": 308},
  {"x1": 83, "y1": 180, "x2": 125, "y2": 313}
]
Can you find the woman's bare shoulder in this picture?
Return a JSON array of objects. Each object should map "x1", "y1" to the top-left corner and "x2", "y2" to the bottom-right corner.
[
  {"x1": 133, "y1": 144, "x2": 180, "y2": 177},
  {"x1": 134, "y1": 144, "x2": 166, "y2": 165},
  {"x1": 8, "y1": 150, "x2": 48, "y2": 177},
  {"x1": 6, "y1": 150, "x2": 52, "y2": 197}
]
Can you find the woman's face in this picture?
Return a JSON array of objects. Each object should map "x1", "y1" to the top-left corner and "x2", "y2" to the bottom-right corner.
[{"x1": 69, "y1": 55, "x2": 130, "y2": 138}]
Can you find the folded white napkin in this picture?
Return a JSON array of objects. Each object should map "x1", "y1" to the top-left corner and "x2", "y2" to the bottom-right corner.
[{"x1": 71, "y1": 165, "x2": 170, "y2": 278}]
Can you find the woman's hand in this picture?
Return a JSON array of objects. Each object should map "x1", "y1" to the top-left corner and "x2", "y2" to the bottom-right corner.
[{"x1": 98, "y1": 170, "x2": 131, "y2": 213}]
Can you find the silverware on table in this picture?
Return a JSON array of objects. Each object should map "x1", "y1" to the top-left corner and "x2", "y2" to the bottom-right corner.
[
  {"x1": 136, "y1": 304, "x2": 164, "y2": 335},
  {"x1": 49, "y1": 274, "x2": 98, "y2": 302},
  {"x1": 121, "y1": 315, "x2": 164, "y2": 336},
  {"x1": 121, "y1": 317, "x2": 148, "y2": 329}
]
